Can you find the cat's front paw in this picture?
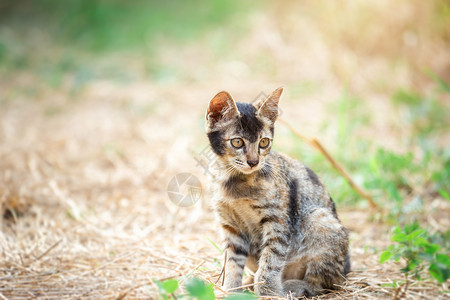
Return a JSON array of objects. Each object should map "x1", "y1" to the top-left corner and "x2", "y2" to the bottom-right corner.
[
  {"x1": 283, "y1": 280, "x2": 322, "y2": 297},
  {"x1": 254, "y1": 284, "x2": 280, "y2": 297},
  {"x1": 254, "y1": 273, "x2": 282, "y2": 296},
  {"x1": 283, "y1": 279, "x2": 307, "y2": 297}
]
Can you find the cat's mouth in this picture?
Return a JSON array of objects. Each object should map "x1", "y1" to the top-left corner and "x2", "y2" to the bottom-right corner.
[{"x1": 232, "y1": 159, "x2": 263, "y2": 175}]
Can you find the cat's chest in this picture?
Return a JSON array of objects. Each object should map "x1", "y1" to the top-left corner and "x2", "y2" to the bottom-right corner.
[
  {"x1": 225, "y1": 198, "x2": 265, "y2": 238},
  {"x1": 215, "y1": 175, "x2": 282, "y2": 240},
  {"x1": 220, "y1": 174, "x2": 273, "y2": 201},
  {"x1": 231, "y1": 198, "x2": 262, "y2": 223}
]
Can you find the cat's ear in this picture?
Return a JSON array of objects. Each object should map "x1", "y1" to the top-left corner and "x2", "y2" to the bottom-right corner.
[
  {"x1": 206, "y1": 91, "x2": 240, "y2": 128},
  {"x1": 255, "y1": 87, "x2": 283, "y2": 122}
]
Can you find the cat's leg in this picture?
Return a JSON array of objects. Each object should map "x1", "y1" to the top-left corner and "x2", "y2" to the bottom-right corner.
[
  {"x1": 283, "y1": 207, "x2": 349, "y2": 296},
  {"x1": 242, "y1": 275, "x2": 254, "y2": 290},
  {"x1": 222, "y1": 225, "x2": 250, "y2": 291},
  {"x1": 254, "y1": 219, "x2": 289, "y2": 296},
  {"x1": 241, "y1": 254, "x2": 258, "y2": 291}
]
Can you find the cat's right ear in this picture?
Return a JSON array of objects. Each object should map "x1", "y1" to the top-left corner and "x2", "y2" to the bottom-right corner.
[{"x1": 206, "y1": 91, "x2": 239, "y2": 129}]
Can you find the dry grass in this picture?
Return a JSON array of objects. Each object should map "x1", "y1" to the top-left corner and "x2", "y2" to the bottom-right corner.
[
  {"x1": 1, "y1": 82, "x2": 448, "y2": 299},
  {"x1": 1, "y1": 0, "x2": 449, "y2": 299}
]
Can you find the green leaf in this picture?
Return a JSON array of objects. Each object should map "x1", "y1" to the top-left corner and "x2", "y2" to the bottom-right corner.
[
  {"x1": 418, "y1": 252, "x2": 433, "y2": 262},
  {"x1": 392, "y1": 226, "x2": 402, "y2": 235},
  {"x1": 404, "y1": 222, "x2": 420, "y2": 234},
  {"x1": 185, "y1": 277, "x2": 215, "y2": 300},
  {"x1": 413, "y1": 237, "x2": 429, "y2": 247},
  {"x1": 387, "y1": 184, "x2": 402, "y2": 203},
  {"x1": 407, "y1": 229, "x2": 425, "y2": 241},
  {"x1": 439, "y1": 189, "x2": 450, "y2": 201},
  {"x1": 162, "y1": 279, "x2": 179, "y2": 294},
  {"x1": 392, "y1": 233, "x2": 408, "y2": 243},
  {"x1": 436, "y1": 253, "x2": 450, "y2": 267},
  {"x1": 380, "y1": 251, "x2": 393, "y2": 263},
  {"x1": 153, "y1": 279, "x2": 170, "y2": 300},
  {"x1": 428, "y1": 254, "x2": 449, "y2": 283},
  {"x1": 424, "y1": 243, "x2": 440, "y2": 255},
  {"x1": 407, "y1": 260, "x2": 419, "y2": 272},
  {"x1": 429, "y1": 263, "x2": 445, "y2": 283},
  {"x1": 392, "y1": 253, "x2": 402, "y2": 262},
  {"x1": 224, "y1": 292, "x2": 257, "y2": 300}
]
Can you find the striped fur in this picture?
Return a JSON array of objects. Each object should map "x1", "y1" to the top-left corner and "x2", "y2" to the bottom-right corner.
[{"x1": 205, "y1": 88, "x2": 350, "y2": 297}]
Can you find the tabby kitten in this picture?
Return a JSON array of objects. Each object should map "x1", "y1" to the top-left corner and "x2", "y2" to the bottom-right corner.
[{"x1": 205, "y1": 88, "x2": 350, "y2": 297}]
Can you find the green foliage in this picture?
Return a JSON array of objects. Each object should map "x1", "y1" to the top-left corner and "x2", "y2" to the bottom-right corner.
[
  {"x1": 224, "y1": 291, "x2": 257, "y2": 300},
  {"x1": 184, "y1": 277, "x2": 215, "y2": 300},
  {"x1": 1, "y1": 0, "x2": 250, "y2": 52},
  {"x1": 432, "y1": 155, "x2": 450, "y2": 193},
  {"x1": 154, "y1": 279, "x2": 179, "y2": 300},
  {"x1": 367, "y1": 148, "x2": 417, "y2": 189},
  {"x1": 439, "y1": 189, "x2": 450, "y2": 201},
  {"x1": 380, "y1": 222, "x2": 450, "y2": 283},
  {"x1": 392, "y1": 82, "x2": 450, "y2": 195},
  {"x1": 153, "y1": 277, "x2": 257, "y2": 300},
  {"x1": 393, "y1": 87, "x2": 449, "y2": 141}
]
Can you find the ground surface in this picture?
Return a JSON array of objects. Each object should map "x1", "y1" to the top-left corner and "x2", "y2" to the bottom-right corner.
[
  {"x1": 0, "y1": 78, "x2": 448, "y2": 299},
  {"x1": 1, "y1": 1, "x2": 449, "y2": 299}
]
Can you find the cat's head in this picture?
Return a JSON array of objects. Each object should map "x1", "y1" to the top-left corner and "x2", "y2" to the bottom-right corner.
[{"x1": 205, "y1": 88, "x2": 283, "y2": 175}]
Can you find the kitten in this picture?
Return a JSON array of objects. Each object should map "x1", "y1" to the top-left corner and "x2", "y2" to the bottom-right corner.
[{"x1": 205, "y1": 88, "x2": 350, "y2": 297}]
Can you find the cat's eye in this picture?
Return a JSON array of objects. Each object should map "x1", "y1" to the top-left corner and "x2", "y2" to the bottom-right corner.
[
  {"x1": 259, "y1": 138, "x2": 270, "y2": 148},
  {"x1": 231, "y1": 138, "x2": 244, "y2": 149}
]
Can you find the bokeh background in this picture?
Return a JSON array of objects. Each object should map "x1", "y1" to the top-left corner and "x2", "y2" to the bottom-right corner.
[{"x1": 0, "y1": 1, "x2": 449, "y2": 299}]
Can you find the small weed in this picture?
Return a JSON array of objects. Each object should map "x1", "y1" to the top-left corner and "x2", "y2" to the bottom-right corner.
[
  {"x1": 154, "y1": 278, "x2": 179, "y2": 300},
  {"x1": 380, "y1": 222, "x2": 449, "y2": 298},
  {"x1": 154, "y1": 277, "x2": 257, "y2": 300},
  {"x1": 184, "y1": 277, "x2": 215, "y2": 300}
]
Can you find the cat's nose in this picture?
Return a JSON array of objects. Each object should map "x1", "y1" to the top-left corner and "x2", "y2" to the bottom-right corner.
[{"x1": 247, "y1": 160, "x2": 259, "y2": 168}]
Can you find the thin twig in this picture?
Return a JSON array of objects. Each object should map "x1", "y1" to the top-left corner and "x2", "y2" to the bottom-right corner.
[
  {"x1": 31, "y1": 239, "x2": 63, "y2": 264},
  {"x1": 278, "y1": 118, "x2": 379, "y2": 209},
  {"x1": 221, "y1": 250, "x2": 227, "y2": 287},
  {"x1": 206, "y1": 278, "x2": 227, "y2": 294},
  {"x1": 397, "y1": 273, "x2": 410, "y2": 300},
  {"x1": 227, "y1": 281, "x2": 265, "y2": 292}
]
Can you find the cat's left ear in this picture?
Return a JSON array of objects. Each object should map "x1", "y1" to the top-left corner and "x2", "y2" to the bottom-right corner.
[{"x1": 254, "y1": 87, "x2": 283, "y2": 122}]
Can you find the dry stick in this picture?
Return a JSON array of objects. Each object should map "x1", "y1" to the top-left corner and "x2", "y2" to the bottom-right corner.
[
  {"x1": 227, "y1": 281, "x2": 265, "y2": 292},
  {"x1": 278, "y1": 118, "x2": 379, "y2": 210},
  {"x1": 206, "y1": 278, "x2": 227, "y2": 295},
  {"x1": 396, "y1": 273, "x2": 410, "y2": 300},
  {"x1": 216, "y1": 282, "x2": 265, "y2": 298},
  {"x1": 215, "y1": 250, "x2": 227, "y2": 286},
  {"x1": 31, "y1": 239, "x2": 63, "y2": 264}
]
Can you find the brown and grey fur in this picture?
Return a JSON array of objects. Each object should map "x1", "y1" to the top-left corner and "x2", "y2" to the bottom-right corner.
[{"x1": 205, "y1": 88, "x2": 350, "y2": 297}]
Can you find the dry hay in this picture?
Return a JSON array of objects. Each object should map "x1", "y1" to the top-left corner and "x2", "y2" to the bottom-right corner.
[
  {"x1": 1, "y1": 1, "x2": 450, "y2": 298},
  {"x1": 0, "y1": 84, "x2": 448, "y2": 299}
]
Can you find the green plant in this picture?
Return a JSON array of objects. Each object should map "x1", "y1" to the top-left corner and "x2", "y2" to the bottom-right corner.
[
  {"x1": 362, "y1": 148, "x2": 422, "y2": 220},
  {"x1": 184, "y1": 277, "x2": 216, "y2": 300},
  {"x1": 154, "y1": 279, "x2": 179, "y2": 300},
  {"x1": 154, "y1": 277, "x2": 257, "y2": 300},
  {"x1": 380, "y1": 222, "x2": 449, "y2": 298}
]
